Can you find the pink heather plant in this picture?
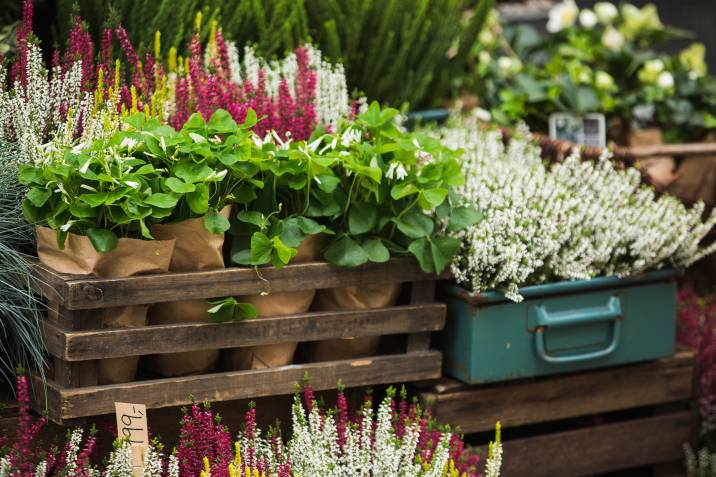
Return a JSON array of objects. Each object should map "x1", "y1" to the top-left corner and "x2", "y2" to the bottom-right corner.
[
  {"x1": 2, "y1": 4, "x2": 350, "y2": 166},
  {"x1": 677, "y1": 288, "x2": 716, "y2": 437},
  {"x1": 177, "y1": 403, "x2": 233, "y2": 477}
]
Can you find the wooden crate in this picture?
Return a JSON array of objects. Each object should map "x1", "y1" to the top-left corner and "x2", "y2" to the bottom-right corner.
[
  {"x1": 30, "y1": 258, "x2": 446, "y2": 424},
  {"x1": 418, "y1": 350, "x2": 697, "y2": 476}
]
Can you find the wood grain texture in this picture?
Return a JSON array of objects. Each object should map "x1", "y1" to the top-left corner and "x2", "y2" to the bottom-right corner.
[
  {"x1": 30, "y1": 258, "x2": 447, "y2": 310},
  {"x1": 33, "y1": 350, "x2": 442, "y2": 420},
  {"x1": 421, "y1": 351, "x2": 695, "y2": 434},
  {"x1": 493, "y1": 412, "x2": 694, "y2": 477},
  {"x1": 43, "y1": 304, "x2": 446, "y2": 361}
]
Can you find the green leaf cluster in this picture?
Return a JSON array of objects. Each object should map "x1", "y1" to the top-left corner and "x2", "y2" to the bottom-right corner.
[
  {"x1": 23, "y1": 103, "x2": 480, "y2": 274},
  {"x1": 19, "y1": 109, "x2": 262, "y2": 252},
  {"x1": 472, "y1": 4, "x2": 716, "y2": 143},
  {"x1": 230, "y1": 101, "x2": 482, "y2": 273}
]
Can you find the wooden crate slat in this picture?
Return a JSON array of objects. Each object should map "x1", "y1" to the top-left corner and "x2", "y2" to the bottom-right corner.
[
  {"x1": 34, "y1": 350, "x2": 441, "y2": 420},
  {"x1": 43, "y1": 304, "x2": 446, "y2": 361},
  {"x1": 30, "y1": 258, "x2": 447, "y2": 310},
  {"x1": 422, "y1": 351, "x2": 694, "y2": 434},
  {"x1": 492, "y1": 411, "x2": 694, "y2": 477}
]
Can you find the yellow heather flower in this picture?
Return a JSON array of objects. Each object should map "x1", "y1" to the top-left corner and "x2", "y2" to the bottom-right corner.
[
  {"x1": 169, "y1": 47, "x2": 177, "y2": 73},
  {"x1": 154, "y1": 30, "x2": 161, "y2": 60},
  {"x1": 195, "y1": 11, "x2": 203, "y2": 33}
]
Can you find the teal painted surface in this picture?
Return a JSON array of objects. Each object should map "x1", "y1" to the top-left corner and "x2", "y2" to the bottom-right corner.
[{"x1": 439, "y1": 271, "x2": 676, "y2": 384}]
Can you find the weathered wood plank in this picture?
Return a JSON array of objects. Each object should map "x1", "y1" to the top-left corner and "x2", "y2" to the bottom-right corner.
[
  {"x1": 33, "y1": 350, "x2": 442, "y2": 420},
  {"x1": 492, "y1": 412, "x2": 694, "y2": 476},
  {"x1": 407, "y1": 280, "x2": 437, "y2": 352},
  {"x1": 30, "y1": 258, "x2": 448, "y2": 310},
  {"x1": 47, "y1": 307, "x2": 100, "y2": 388},
  {"x1": 421, "y1": 351, "x2": 695, "y2": 434},
  {"x1": 43, "y1": 304, "x2": 446, "y2": 361}
]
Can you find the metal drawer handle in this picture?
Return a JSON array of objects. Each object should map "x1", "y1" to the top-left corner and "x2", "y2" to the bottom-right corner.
[{"x1": 533, "y1": 296, "x2": 622, "y2": 364}]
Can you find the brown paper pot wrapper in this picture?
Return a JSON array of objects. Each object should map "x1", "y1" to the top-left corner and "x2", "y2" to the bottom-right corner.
[
  {"x1": 223, "y1": 234, "x2": 324, "y2": 370},
  {"x1": 304, "y1": 283, "x2": 402, "y2": 362},
  {"x1": 146, "y1": 207, "x2": 231, "y2": 377},
  {"x1": 36, "y1": 226, "x2": 175, "y2": 384}
]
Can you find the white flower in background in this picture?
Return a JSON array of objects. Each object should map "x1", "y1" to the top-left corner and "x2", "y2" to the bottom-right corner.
[
  {"x1": 479, "y1": 28, "x2": 495, "y2": 47},
  {"x1": 594, "y1": 2, "x2": 619, "y2": 24},
  {"x1": 602, "y1": 26, "x2": 625, "y2": 51},
  {"x1": 474, "y1": 107, "x2": 492, "y2": 122},
  {"x1": 579, "y1": 9, "x2": 598, "y2": 29},
  {"x1": 546, "y1": 0, "x2": 579, "y2": 33},
  {"x1": 478, "y1": 50, "x2": 492, "y2": 66},
  {"x1": 638, "y1": 59, "x2": 666, "y2": 84},
  {"x1": 595, "y1": 71, "x2": 616, "y2": 91},
  {"x1": 497, "y1": 56, "x2": 522, "y2": 76},
  {"x1": 657, "y1": 71, "x2": 675, "y2": 90}
]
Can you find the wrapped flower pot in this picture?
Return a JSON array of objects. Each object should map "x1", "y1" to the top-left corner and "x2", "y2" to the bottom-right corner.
[
  {"x1": 147, "y1": 206, "x2": 231, "y2": 377},
  {"x1": 303, "y1": 283, "x2": 402, "y2": 362},
  {"x1": 36, "y1": 227, "x2": 175, "y2": 384},
  {"x1": 222, "y1": 234, "x2": 324, "y2": 370}
]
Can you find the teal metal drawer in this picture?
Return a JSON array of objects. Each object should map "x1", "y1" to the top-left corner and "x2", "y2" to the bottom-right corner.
[{"x1": 439, "y1": 271, "x2": 676, "y2": 384}]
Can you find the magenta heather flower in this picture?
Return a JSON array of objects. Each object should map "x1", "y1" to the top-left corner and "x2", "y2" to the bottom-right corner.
[{"x1": 177, "y1": 403, "x2": 232, "y2": 477}]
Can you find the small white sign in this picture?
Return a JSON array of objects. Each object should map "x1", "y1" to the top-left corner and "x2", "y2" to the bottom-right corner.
[
  {"x1": 549, "y1": 113, "x2": 607, "y2": 148},
  {"x1": 115, "y1": 402, "x2": 149, "y2": 475}
]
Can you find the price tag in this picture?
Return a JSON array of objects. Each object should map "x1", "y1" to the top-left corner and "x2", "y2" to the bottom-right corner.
[{"x1": 115, "y1": 402, "x2": 149, "y2": 475}]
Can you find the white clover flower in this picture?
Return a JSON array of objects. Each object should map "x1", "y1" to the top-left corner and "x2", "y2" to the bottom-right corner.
[
  {"x1": 657, "y1": 71, "x2": 675, "y2": 90},
  {"x1": 478, "y1": 50, "x2": 492, "y2": 66},
  {"x1": 602, "y1": 26, "x2": 625, "y2": 51},
  {"x1": 119, "y1": 137, "x2": 139, "y2": 151},
  {"x1": 594, "y1": 2, "x2": 618, "y2": 24},
  {"x1": 340, "y1": 126, "x2": 362, "y2": 147},
  {"x1": 546, "y1": 0, "x2": 579, "y2": 33},
  {"x1": 579, "y1": 9, "x2": 598, "y2": 29}
]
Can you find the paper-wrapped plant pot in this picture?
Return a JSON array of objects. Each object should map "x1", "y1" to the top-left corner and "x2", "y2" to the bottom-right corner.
[
  {"x1": 303, "y1": 282, "x2": 402, "y2": 362},
  {"x1": 147, "y1": 206, "x2": 231, "y2": 377},
  {"x1": 222, "y1": 234, "x2": 324, "y2": 370},
  {"x1": 36, "y1": 226, "x2": 175, "y2": 384}
]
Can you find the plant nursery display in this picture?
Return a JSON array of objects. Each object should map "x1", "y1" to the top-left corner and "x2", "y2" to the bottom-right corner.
[
  {"x1": 471, "y1": 1, "x2": 716, "y2": 144},
  {"x1": 0, "y1": 375, "x2": 503, "y2": 477},
  {"x1": 54, "y1": 0, "x2": 496, "y2": 108}
]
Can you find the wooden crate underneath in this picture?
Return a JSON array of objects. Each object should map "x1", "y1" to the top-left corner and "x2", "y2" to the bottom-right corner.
[
  {"x1": 30, "y1": 258, "x2": 447, "y2": 424},
  {"x1": 417, "y1": 350, "x2": 697, "y2": 477}
]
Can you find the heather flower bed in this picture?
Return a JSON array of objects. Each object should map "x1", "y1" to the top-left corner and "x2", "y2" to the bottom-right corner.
[
  {"x1": 440, "y1": 119, "x2": 716, "y2": 301},
  {"x1": 0, "y1": 375, "x2": 503, "y2": 477}
]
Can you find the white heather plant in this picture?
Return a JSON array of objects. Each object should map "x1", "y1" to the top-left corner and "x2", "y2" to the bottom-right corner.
[
  {"x1": 441, "y1": 119, "x2": 716, "y2": 301},
  {"x1": 225, "y1": 43, "x2": 351, "y2": 131}
]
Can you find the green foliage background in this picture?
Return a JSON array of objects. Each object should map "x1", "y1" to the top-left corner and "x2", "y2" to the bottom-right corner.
[{"x1": 55, "y1": 0, "x2": 494, "y2": 108}]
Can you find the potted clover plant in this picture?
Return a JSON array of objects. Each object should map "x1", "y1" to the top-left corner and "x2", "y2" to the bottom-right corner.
[{"x1": 20, "y1": 131, "x2": 179, "y2": 384}]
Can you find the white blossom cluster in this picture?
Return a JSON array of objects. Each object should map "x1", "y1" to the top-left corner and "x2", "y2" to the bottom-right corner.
[
  {"x1": 441, "y1": 122, "x2": 716, "y2": 301},
  {"x1": 0, "y1": 44, "x2": 119, "y2": 165},
  {"x1": 288, "y1": 396, "x2": 452, "y2": 477},
  {"x1": 226, "y1": 43, "x2": 350, "y2": 130}
]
